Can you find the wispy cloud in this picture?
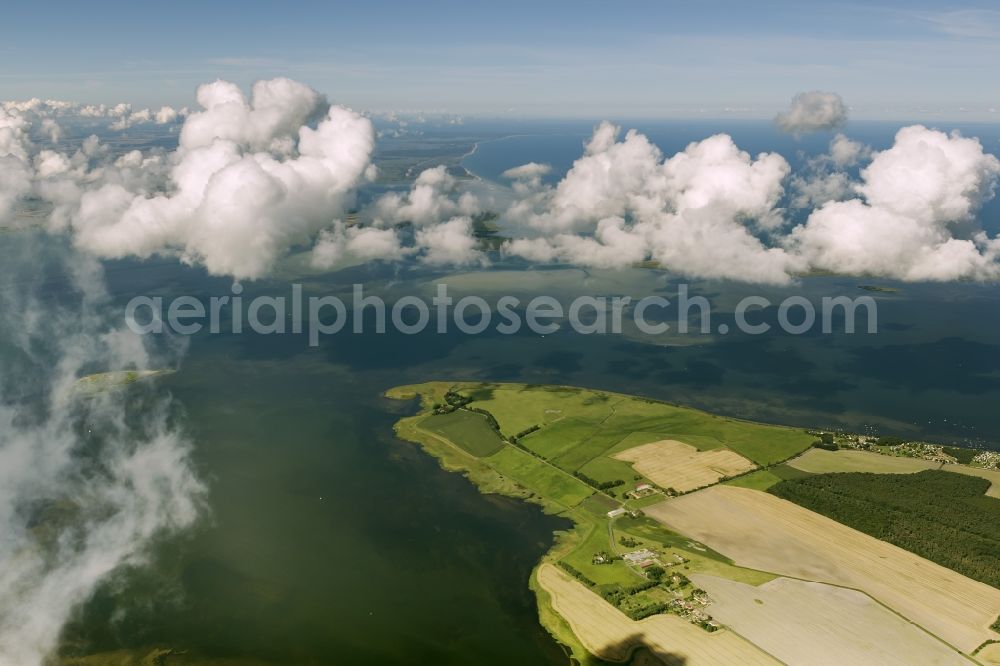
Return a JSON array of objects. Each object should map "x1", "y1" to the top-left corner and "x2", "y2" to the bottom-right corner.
[
  {"x1": 912, "y1": 9, "x2": 1000, "y2": 39},
  {"x1": 205, "y1": 56, "x2": 284, "y2": 68}
]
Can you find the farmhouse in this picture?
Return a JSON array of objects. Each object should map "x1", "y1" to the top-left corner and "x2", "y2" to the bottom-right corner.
[{"x1": 623, "y1": 548, "x2": 658, "y2": 564}]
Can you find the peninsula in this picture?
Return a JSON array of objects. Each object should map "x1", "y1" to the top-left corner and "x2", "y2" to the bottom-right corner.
[{"x1": 387, "y1": 382, "x2": 1000, "y2": 665}]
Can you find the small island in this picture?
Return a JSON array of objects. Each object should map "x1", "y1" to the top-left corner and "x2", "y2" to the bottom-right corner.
[
  {"x1": 858, "y1": 284, "x2": 900, "y2": 293},
  {"x1": 73, "y1": 369, "x2": 174, "y2": 395}
]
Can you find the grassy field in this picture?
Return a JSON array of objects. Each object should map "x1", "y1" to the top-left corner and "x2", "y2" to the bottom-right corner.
[
  {"x1": 519, "y1": 418, "x2": 603, "y2": 460},
  {"x1": 577, "y1": 493, "x2": 622, "y2": 519},
  {"x1": 462, "y1": 385, "x2": 616, "y2": 438},
  {"x1": 768, "y1": 463, "x2": 815, "y2": 481},
  {"x1": 560, "y1": 524, "x2": 643, "y2": 587},
  {"x1": 460, "y1": 384, "x2": 814, "y2": 467},
  {"x1": 553, "y1": 430, "x2": 638, "y2": 472},
  {"x1": 647, "y1": 485, "x2": 1000, "y2": 653},
  {"x1": 609, "y1": 430, "x2": 726, "y2": 454},
  {"x1": 420, "y1": 410, "x2": 506, "y2": 457},
  {"x1": 593, "y1": 398, "x2": 811, "y2": 466},
  {"x1": 576, "y1": 456, "x2": 643, "y2": 489},
  {"x1": 724, "y1": 469, "x2": 783, "y2": 491},
  {"x1": 485, "y1": 446, "x2": 594, "y2": 508}
]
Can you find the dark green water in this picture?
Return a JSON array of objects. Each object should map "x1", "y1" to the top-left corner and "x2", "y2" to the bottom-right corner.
[{"x1": 63, "y1": 328, "x2": 572, "y2": 663}]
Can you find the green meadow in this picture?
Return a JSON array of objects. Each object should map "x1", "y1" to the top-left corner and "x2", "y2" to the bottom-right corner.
[
  {"x1": 463, "y1": 383, "x2": 814, "y2": 467},
  {"x1": 421, "y1": 409, "x2": 506, "y2": 457},
  {"x1": 485, "y1": 446, "x2": 595, "y2": 508}
]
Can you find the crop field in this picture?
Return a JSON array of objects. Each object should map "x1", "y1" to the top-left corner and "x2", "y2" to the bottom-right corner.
[
  {"x1": 419, "y1": 410, "x2": 506, "y2": 457},
  {"x1": 614, "y1": 440, "x2": 756, "y2": 492},
  {"x1": 645, "y1": 485, "x2": 1000, "y2": 653},
  {"x1": 787, "y1": 448, "x2": 942, "y2": 474},
  {"x1": 690, "y1": 574, "x2": 970, "y2": 666},
  {"x1": 536, "y1": 564, "x2": 779, "y2": 666},
  {"x1": 980, "y1": 643, "x2": 1000, "y2": 665},
  {"x1": 484, "y1": 446, "x2": 594, "y2": 507}
]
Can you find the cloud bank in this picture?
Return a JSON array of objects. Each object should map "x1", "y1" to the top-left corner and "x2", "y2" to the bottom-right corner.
[
  {"x1": 3, "y1": 82, "x2": 1000, "y2": 284},
  {"x1": 503, "y1": 122, "x2": 799, "y2": 283}
]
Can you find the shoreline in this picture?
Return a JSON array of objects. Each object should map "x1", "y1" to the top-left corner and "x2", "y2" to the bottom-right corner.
[
  {"x1": 385, "y1": 382, "x2": 604, "y2": 663},
  {"x1": 458, "y1": 132, "x2": 557, "y2": 182}
]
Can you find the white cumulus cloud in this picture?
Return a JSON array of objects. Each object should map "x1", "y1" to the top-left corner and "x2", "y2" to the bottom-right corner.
[
  {"x1": 789, "y1": 125, "x2": 1000, "y2": 280},
  {"x1": 415, "y1": 216, "x2": 487, "y2": 266},
  {"x1": 776, "y1": 91, "x2": 849, "y2": 133},
  {"x1": 503, "y1": 122, "x2": 799, "y2": 283},
  {"x1": 58, "y1": 78, "x2": 376, "y2": 279},
  {"x1": 373, "y1": 165, "x2": 480, "y2": 226}
]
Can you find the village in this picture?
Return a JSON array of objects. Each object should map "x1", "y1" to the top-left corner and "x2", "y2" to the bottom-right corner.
[
  {"x1": 814, "y1": 430, "x2": 1000, "y2": 469},
  {"x1": 588, "y1": 525, "x2": 720, "y2": 632}
]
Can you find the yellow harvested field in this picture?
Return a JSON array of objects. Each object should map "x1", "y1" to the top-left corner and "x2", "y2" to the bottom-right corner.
[
  {"x1": 614, "y1": 440, "x2": 756, "y2": 493},
  {"x1": 690, "y1": 574, "x2": 971, "y2": 666},
  {"x1": 536, "y1": 563, "x2": 778, "y2": 665},
  {"x1": 979, "y1": 643, "x2": 1000, "y2": 665},
  {"x1": 645, "y1": 486, "x2": 1000, "y2": 653},
  {"x1": 787, "y1": 448, "x2": 941, "y2": 474},
  {"x1": 943, "y1": 464, "x2": 1000, "y2": 498}
]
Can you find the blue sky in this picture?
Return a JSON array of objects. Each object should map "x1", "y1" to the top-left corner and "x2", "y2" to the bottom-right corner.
[{"x1": 2, "y1": 0, "x2": 998, "y2": 119}]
